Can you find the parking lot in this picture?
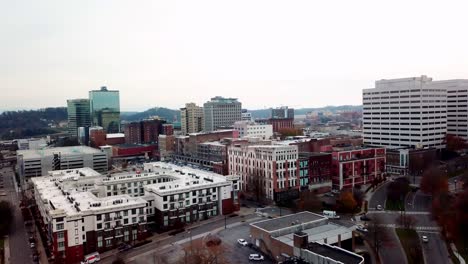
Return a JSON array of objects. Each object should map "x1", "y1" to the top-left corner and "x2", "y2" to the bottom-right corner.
[{"x1": 217, "y1": 223, "x2": 275, "y2": 264}]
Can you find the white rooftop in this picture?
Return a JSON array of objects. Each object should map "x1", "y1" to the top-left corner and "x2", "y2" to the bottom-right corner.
[
  {"x1": 18, "y1": 146, "x2": 104, "y2": 159},
  {"x1": 106, "y1": 133, "x2": 125, "y2": 139},
  {"x1": 143, "y1": 162, "x2": 233, "y2": 195}
]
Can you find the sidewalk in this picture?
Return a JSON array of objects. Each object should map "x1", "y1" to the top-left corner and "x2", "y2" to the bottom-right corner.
[
  {"x1": 100, "y1": 207, "x2": 256, "y2": 260},
  {"x1": 4, "y1": 236, "x2": 9, "y2": 264},
  {"x1": 35, "y1": 226, "x2": 49, "y2": 264}
]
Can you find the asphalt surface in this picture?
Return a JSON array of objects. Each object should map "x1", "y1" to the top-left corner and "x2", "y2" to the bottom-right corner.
[
  {"x1": 405, "y1": 190, "x2": 451, "y2": 264},
  {"x1": 102, "y1": 213, "x2": 263, "y2": 264},
  {"x1": 368, "y1": 179, "x2": 451, "y2": 264},
  {"x1": 0, "y1": 166, "x2": 34, "y2": 264}
]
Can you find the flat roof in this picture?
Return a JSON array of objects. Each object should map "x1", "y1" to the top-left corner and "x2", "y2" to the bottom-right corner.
[
  {"x1": 106, "y1": 133, "x2": 125, "y2": 138},
  {"x1": 306, "y1": 242, "x2": 363, "y2": 264},
  {"x1": 275, "y1": 223, "x2": 353, "y2": 246},
  {"x1": 18, "y1": 146, "x2": 104, "y2": 159},
  {"x1": 251, "y1": 212, "x2": 325, "y2": 232}
]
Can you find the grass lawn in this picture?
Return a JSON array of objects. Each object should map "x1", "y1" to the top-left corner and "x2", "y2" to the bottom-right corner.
[
  {"x1": 385, "y1": 199, "x2": 405, "y2": 211},
  {"x1": 396, "y1": 228, "x2": 423, "y2": 264}
]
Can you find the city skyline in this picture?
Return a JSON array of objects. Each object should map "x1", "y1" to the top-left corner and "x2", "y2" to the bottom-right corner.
[{"x1": 2, "y1": 1, "x2": 468, "y2": 110}]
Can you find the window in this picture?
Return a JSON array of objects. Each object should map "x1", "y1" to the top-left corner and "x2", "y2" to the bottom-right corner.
[
  {"x1": 75, "y1": 238, "x2": 79, "y2": 244},
  {"x1": 97, "y1": 236, "x2": 103, "y2": 247},
  {"x1": 96, "y1": 214, "x2": 102, "y2": 221},
  {"x1": 58, "y1": 242, "x2": 65, "y2": 248},
  {"x1": 97, "y1": 223, "x2": 102, "y2": 229},
  {"x1": 57, "y1": 231, "x2": 65, "y2": 239},
  {"x1": 106, "y1": 239, "x2": 112, "y2": 247},
  {"x1": 56, "y1": 223, "x2": 64, "y2": 230},
  {"x1": 75, "y1": 229, "x2": 78, "y2": 236},
  {"x1": 74, "y1": 221, "x2": 78, "y2": 227}
]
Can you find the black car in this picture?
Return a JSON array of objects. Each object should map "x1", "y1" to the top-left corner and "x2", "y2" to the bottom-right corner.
[
  {"x1": 118, "y1": 243, "x2": 132, "y2": 252},
  {"x1": 360, "y1": 215, "x2": 371, "y2": 221}
]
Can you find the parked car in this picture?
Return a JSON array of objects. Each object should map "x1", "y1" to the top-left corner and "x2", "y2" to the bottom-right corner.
[
  {"x1": 422, "y1": 235, "x2": 429, "y2": 243},
  {"x1": 118, "y1": 243, "x2": 132, "y2": 252},
  {"x1": 356, "y1": 225, "x2": 368, "y2": 233},
  {"x1": 249, "y1": 254, "x2": 264, "y2": 261},
  {"x1": 377, "y1": 205, "x2": 383, "y2": 210},
  {"x1": 360, "y1": 215, "x2": 371, "y2": 221},
  {"x1": 331, "y1": 189, "x2": 340, "y2": 194},
  {"x1": 324, "y1": 193, "x2": 334, "y2": 197},
  {"x1": 238, "y1": 239, "x2": 248, "y2": 246}
]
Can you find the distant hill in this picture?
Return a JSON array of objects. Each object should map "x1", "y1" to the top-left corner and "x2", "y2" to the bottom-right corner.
[
  {"x1": 122, "y1": 107, "x2": 180, "y2": 122},
  {"x1": 248, "y1": 105, "x2": 362, "y2": 119},
  {"x1": 0, "y1": 107, "x2": 67, "y2": 139}
]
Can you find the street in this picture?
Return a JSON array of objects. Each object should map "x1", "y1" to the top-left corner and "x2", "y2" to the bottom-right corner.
[
  {"x1": 0, "y1": 166, "x2": 34, "y2": 264},
  {"x1": 101, "y1": 211, "x2": 264, "y2": 264},
  {"x1": 367, "y1": 179, "x2": 451, "y2": 264}
]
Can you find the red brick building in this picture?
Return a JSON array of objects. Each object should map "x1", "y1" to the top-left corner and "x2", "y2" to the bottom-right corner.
[
  {"x1": 124, "y1": 122, "x2": 142, "y2": 144},
  {"x1": 162, "y1": 124, "x2": 174, "y2": 136},
  {"x1": 299, "y1": 152, "x2": 332, "y2": 193},
  {"x1": 89, "y1": 128, "x2": 107, "y2": 148},
  {"x1": 331, "y1": 147, "x2": 386, "y2": 190},
  {"x1": 112, "y1": 144, "x2": 157, "y2": 159}
]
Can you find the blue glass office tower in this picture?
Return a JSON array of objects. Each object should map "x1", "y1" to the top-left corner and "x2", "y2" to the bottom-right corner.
[{"x1": 89, "y1": 86, "x2": 120, "y2": 133}]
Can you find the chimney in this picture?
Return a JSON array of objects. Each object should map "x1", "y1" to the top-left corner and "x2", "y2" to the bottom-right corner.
[{"x1": 293, "y1": 232, "x2": 308, "y2": 249}]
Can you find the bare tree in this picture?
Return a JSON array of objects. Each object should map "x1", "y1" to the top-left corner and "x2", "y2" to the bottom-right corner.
[
  {"x1": 397, "y1": 212, "x2": 417, "y2": 230},
  {"x1": 180, "y1": 235, "x2": 230, "y2": 264},
  {"x1": 367, "y1": 216, "x2": 390, "y2": 255}
]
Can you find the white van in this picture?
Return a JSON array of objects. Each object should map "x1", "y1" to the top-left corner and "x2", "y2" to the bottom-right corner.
[
  {"x1": 323, "y1": 210, "x2": 340, "y2": 219},
  {"x1": 83, "y1": 252, "x2": 100, "y2": 264}
]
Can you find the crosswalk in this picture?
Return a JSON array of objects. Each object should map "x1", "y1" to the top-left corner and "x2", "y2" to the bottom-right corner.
[
  {"x1": 377, "y1": 223, "x2": 440, "y2": 231},
  {"x1": 368, "y1": 210, "x2": 431, "y2": 215}
]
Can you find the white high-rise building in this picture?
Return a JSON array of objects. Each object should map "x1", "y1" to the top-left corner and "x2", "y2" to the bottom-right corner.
[
  {"x1": 432, "y1": 80, "x2": 468, "y2": 140},
  {"x1": 363, "y1": 76, "x2": 447, "y2": 149}
]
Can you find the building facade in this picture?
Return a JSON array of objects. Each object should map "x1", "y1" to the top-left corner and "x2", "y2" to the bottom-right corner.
[
  {"x1": 228, "y1": 144, "x2": 299, "y2": 202},
  {"x1": 203, "y1": 97, "x2": 242, "y2": 132},
  {"x1": 233, "y1": 121, "x2": 273, "y2": 139},
  {"x1": 31, "y1": 169, "x2": 149, "y2": 263},
  {"x1": 272, "y1": 106, "x2": 294, "y2": 119},
  {"x1": 180, "y1": 103, "x2": 204, "y2": 135},
  {"x1": 17, "y1": 146, "x2": 109, "y2": 181},
  {"x1": 298, "y1": 153, "x2": 332, "y2": 193},
  {"x1": 331, "y1": 147, "x2": 386, "y2": 190},
  {"x1": 440, "y1": 80, "x2": 468, "y2": 140},
  {"x1": 67, "y1": 99, "x2": 92, "y2": 138},
  {"x1": 89, "y1": 86, "x2": 120, "y2": 133},
  {"x1": 363, "y1": 76, "x2": 447, "y2": 149}
]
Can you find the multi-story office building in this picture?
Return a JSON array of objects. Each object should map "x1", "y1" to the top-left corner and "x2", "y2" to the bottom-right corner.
[
  {"x1": 233, "y1": 121, "x2": 273, "y2": 139},
  {"x1": 17, "y1": 146, "x2": 108, "y2": 181},
  {"x1": 123, "y1": 122, "x2": 142, "y2": 144},
  {"x1": 434, "y1": 79, "x2": 468, "y2": 139},
  {"x1": 67, "y1": 99, "x2": 92, "y2": 138},
  {"x1": 203, "y1": 97, "x2": 242, "y2": 132},
  {"x1": 31, "y1": 168, "x2": 148, "y2": 264},
  {"x1": 181, "y1": 103, "x2": 204, "y2": 135},
  {"x1": 362, "y1": 76, "x2": 447, "y2": 149},
  {"x1": 89, "y1": 86, "x2": 120, "y2": 133},
  {"x1": 228, "y1": 143, "x2": 299, "y2": 202},
  {"x1": 258, "y1": 118, "x2": 295, "y2": 133},
  {"x1": 272, "y1": 106, "x2": 294, "y2": 119}
]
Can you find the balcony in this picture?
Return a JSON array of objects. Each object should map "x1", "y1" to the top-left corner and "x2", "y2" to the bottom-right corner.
[{"x1": 104, "y1": 217, "x2": 112, "y2": 222}]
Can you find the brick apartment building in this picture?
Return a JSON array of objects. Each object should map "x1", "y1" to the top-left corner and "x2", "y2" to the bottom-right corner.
[{"x1": 331, "y1": 147, "x2": 386, "y2": 190}]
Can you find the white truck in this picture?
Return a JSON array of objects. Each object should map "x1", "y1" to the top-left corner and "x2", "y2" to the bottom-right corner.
[{"x1": 323, "y1": 210, "x2": 340, "y2": 219}]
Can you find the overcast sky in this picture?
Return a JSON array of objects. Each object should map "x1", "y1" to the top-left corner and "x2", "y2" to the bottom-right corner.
[{"x1": 2, "y1": 0, "x2": 468, "y2": 111}]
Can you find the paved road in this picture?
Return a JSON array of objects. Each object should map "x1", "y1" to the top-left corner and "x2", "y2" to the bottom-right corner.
[
  {"x1": 404, "y1": 190, "x2": 451, "y2": 264},
  {"x1": 0, "y1": 166, "x2": 34, "y2": 264},
  {"x1": 102, "y1": 213, "x2": 263, "y2": 264},
  {"x1": 368, "y1": 182, "x2": 389, "y2": 210}
]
